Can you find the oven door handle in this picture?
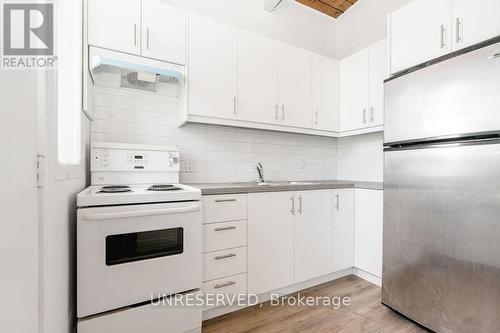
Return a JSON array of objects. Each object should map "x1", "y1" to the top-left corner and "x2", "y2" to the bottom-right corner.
[{"x1": 83, "y1": 205, "x2": 200, "y2": 221}]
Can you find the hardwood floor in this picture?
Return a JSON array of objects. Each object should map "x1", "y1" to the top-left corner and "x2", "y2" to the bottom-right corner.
[{"x1": 203, "y1": 275, "x2": 428, "y2": 333}]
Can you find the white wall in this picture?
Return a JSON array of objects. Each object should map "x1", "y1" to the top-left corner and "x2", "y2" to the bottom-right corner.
[
  {"x1": 91, "y1": 87, "x2": 337, "y2": 183},
  {"x1": 336, "y1": 0, "x2": 412, "y2": 58},
  {"x1": 164, "y1": 0, "x2": 337, "y2": 58},
  {"x1": 337, "y1": 133, "x2": 383, "y2": 182}
]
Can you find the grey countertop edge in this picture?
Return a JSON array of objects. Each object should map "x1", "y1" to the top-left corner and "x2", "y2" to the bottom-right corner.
[{"x1": 187, "y1": 180, "x2": 383, "y2": 196}]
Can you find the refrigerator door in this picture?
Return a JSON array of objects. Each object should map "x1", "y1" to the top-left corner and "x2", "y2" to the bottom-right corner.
[
  {"x1": 385, "y1": 41, "x2": 500, "y2": 145},
  {"x1": 382, "y1": 140, "x2": 500, "y2": 333}
]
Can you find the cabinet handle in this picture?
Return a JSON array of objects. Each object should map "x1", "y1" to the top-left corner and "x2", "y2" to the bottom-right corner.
[
  {"x1": 215, "y1": 199, "x2": 237, "y2": 203},
  {"x1": 298, "y1": 195, "x2": 303, "y2": 214},
  {"x1": 233, "y1": 96, "x2": 237, "y2": 115},
  {"x1": 334, "y1": 194, "x2": 340, "y2": 211},
  {"x1": 314, "y1": 110, "x2": 319, "y2": 125},
  {"x1": 281, "y1": 104, "x2": 285, "y2": 120},
  {"x1": 362, "y1": 108, "x2": 367, "y2": 124},
  {"x1": 215, "y1": 253, "x2": 236, "y2": 261},
  {"x1": 440, "y1": 25, "x2": 446, "y2": 49},
  {"x1": 274, "y1": 104, "x2": 279, "y2": 120},
  {"x1": 134, "y1": 24, "x2": 137, "y2": 46},
  {"x1": 370, "y1": 106, "x2": 375, "y2": 123},
  {"x1": 214, "y1": 226, "x2": 237, "y2": 232},
  {"x1": 146, "y1": 28, "x2": 150, "y2": 49},
  {"x1": 290, "y1": 195, "x2": 295, "y2": 215},
  {"x1": 214, "y1": 281, "x2": 236, "y2": 289},
  {"x1": 455, "y1": 18, "x2": 461, "y2": 44}
]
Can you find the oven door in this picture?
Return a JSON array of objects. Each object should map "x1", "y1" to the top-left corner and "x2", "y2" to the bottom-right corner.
[{"x1": 77, "y1": 201, "x2": 201, "y2": 318}]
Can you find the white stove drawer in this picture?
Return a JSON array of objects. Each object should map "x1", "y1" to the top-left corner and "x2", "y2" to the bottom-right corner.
[
  {"x1": 203, "y1": 220, "x2": 247, "y2": 253},
  {"x1": 203, "y1": 247, "x2": 246, "y2": 281},
  {"x1": 202, "y1": 273, "x2": 247, "y2": 296},
  {"x1": 202, "y1": 194, "x2": 247, "y2": 223}
]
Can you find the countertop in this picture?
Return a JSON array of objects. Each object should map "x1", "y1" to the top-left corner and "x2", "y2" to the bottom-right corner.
[{"x1": 188, "y1": 180, "x2": 383, "y2": 195}]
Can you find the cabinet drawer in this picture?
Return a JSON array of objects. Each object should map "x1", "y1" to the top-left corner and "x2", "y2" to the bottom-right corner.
[
  {"x1": 203, "y1": 194, "x2": 247, "y2": 223},
  {"x1": 202, "y1": 273, "x2": 247, "y2": 295},
  {"x1": 203, "y1": 220, "x2": 247, "y2": 253},
  {"x1": 203, "y1": 247, "x2": 246, "y2": 281}
]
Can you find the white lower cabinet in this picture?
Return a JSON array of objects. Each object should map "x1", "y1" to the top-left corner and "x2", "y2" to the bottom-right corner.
[
  {"x1": 294, "y1": 190, "x2": 333, "y2": 283},
  {"x1": 247, "y1": 192, "x2": 295, "y2": 295},
  {"x1": 354, "y1": 189, "x2": 384, "y2": 278},
  {"x1": 332, "y1": 189, "x2": 355, "y2": 272}
]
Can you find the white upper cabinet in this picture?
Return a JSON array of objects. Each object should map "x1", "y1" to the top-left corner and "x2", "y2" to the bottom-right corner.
[
  {"x1": 188, "y1": 14, "x2": 238, "y2": 119},
  {"x1": 452, "y1": 0, "x2": 500, "y2": 51},
  {"x1": 332, "y1": 189, "x2": 355, "y2": 273},
  {"x1": 368, "y1": 39, "x2": 388, "y2": 127},
  {"x1": 237, "y1": 30, "x2": 279, "y2": 124},
  {"x1": 141, "y1": 1, "x2": 187, "y2": 64},
  {"x1": 294, "y1": 190, "x2": 333, "y2": 283},
  {"x1": 389, "y1": 0, "x2": 452, "y2": 74},
  {"x1": 312, "y1": 54, "x2": 340, "y2": 132},
  {"x1": 340, "y1": 48, "x2": 370, "y2": 132},
  {"x1": 88, "y1": 0, "x2": 141, "y2": 55},
  {"x1": 278, "y1": 43, "x2": 313, "y2": 128}
]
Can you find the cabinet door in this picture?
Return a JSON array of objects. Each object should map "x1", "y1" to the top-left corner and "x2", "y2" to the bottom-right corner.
[
  {"x1": 368, "y1": 38, "x2": 387, "y2": 128},
  {"x1": 278, "y1": 43, "x2": 312, "y2": 128},
  {"x1": 354, "y1": 189, "x2": 383, "y2": 278},
  {"x1": 332, "y1": 189, "x2": 355, "y2": 272},
  {"x1": 142, "y1": 0, "x2": 186, "y2": 64},
  {"x1": 295, "y1": 190, "x2": 333, "y2": 283},
  {"x1": 390, "y1": 0, "x2": 452, "y2": 74},
  {"x1": 312, "y1": 54, "x2": 339, "y2": 132},
  {"x1": 452, "y1": 0, "x2": 500, "y2": 51},
  {"x1": 248, "y1": 192, "x2": 295, "y2": 295},
  {"x1": 237, "y1": 30, "x2": 279, "y2": 124},
  {"x1": 188, "y1": 14, "x2": 237, "y2": 119},
  {"x1": 340, "y1": 48, "x2": 370, "y2": 132},
  {"x1": 88, "y1": 0, "x2": 141, "y2": 55}
]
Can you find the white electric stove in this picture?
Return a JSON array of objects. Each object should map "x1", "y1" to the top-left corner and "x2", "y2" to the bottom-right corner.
[{"x1": 77, "y1": 142, "x2": 202, "y2": 333}]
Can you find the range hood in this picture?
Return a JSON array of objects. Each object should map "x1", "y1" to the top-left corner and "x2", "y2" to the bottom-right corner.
[{"x1": 89, "y1": 47, "x2": 185, "y2": 97}]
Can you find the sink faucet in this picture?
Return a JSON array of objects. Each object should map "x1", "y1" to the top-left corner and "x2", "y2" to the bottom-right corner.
[{"x1": 256, "y1": 163, "x2": 265, "y2": 183}]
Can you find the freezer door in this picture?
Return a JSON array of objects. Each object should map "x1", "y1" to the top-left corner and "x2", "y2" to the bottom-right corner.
[
  {"x1": 385, "y1": 41, "x2": 500, "y2": 145},
  {"x1": 383, "y1": 140, "x2": 500, "y2": 333}
]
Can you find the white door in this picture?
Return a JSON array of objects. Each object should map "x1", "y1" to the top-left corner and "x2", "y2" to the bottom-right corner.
[
  {"x1": 237, "y1": 30, "x2": 279, "y2": 124},
  {"x1": 340, "y1": 48, "x2": 370, "y2": 132},
  {"x1": 278, "y1": 43, "x2": 312, "y2": 128},
  {"x1": 294, "y1": 190, "x2": 333, "y2": 283},
  {"x1": 188, "y1": 14, "x2": 237, "y2": 119},
  {"x1": 332, "y1": 189, "x2": 355, "y2": 272},
  {"x1": 452, "y1": 0, "x2": 500, "y2": 51},
  {"x1": 354, "y1": 189, "x2": 384, "y2": 278},
  {"x1": 368, "y1": 38, "x2": 387, "y2": 128},
  {"x1": 141, "y1": 0, "x2": 187, "y2": 65},
  {"x1": 248, "y1": 192, "x2": 295, "y2": 295},
  {"x1": 312, "y1": 54, "x2": 339, "y2": 132},
  {"x1": 88, "y1": 0, "x2": 141, "y2": 55},
  {"x1": 389, "y1": 0, "x2": 452, "y2": 74}
]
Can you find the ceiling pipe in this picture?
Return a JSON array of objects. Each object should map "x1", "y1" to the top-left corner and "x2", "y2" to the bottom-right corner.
[{"x1": 264, "y1": 0, "x2": 283, "y2": 12}]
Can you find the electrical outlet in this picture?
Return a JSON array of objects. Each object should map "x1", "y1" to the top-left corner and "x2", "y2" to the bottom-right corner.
[{"x1": 185, "y1": 160, "x2": 193, "y2": 173}]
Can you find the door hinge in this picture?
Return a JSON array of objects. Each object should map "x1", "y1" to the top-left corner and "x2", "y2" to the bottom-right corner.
[{"x1": 37, "y1": 154, "x2": 46, "y2": 188}]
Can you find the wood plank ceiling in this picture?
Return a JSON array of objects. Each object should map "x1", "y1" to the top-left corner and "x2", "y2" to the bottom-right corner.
[{"x1": 296, "y1": 0, "x2": 357, "y2": 18}]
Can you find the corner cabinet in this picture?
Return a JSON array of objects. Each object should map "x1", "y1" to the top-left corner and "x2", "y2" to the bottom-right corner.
[
  {"x1": 332, "y1": 189, "x2": 355, "y2": 272},
  {"x1": 340, "y1": 38, "x2": 387, "y2": 133},
  {"x1": 188, "y1": 14, "x2": 238, "y2": 120},
  {"x1": 312, "y1": 54, "x2": 340, "y2": 132},
  {"x1": 389, "y1": 0, "x2": 500, "y2": 75}
]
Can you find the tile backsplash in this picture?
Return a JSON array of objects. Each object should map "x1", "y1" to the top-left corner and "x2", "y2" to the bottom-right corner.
[{"x1": 90, "y1": 87, "x2": 339, "y2": 183}]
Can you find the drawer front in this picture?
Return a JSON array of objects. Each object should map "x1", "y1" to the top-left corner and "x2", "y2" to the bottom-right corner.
[
  {"x1": 203, "y1": 247, "x2": 246, "y2": 281},
  {"x1": 203, "y1": 194, "x2": 247, "y2": 223},
  {"x1": 202, "y1": 273, "x2": 247, "y2": 296},
  {"x1": 203, "y1": 220, "x2": 247, "y2": 253}
]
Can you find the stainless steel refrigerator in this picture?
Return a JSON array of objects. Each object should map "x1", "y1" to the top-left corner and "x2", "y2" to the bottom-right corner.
[{"x1": 382, "y1": 39, "x2": 500, "y2": 333}]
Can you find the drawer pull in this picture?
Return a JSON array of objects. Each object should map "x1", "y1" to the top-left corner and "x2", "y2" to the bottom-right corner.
[
  {"x1": 215, "y1": 199, "x2": 237, "y2": 203},
  {"x1": 214, "y1": 226, "x2": 237, "y2": 232},
  {"x1": 215, "y1": 253, "x2": 236, "y2": 261},
  {"x1": 214, "y1": 281, "x2": 236, "y2": 289}
]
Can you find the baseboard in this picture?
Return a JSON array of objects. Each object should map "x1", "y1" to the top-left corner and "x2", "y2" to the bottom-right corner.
[
  {"x1": 353, "y1": 268, "x2": 382, "y2": 287},
  {"x1": 202, "y1": 268, "x2": 353, "y2": 321}
]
